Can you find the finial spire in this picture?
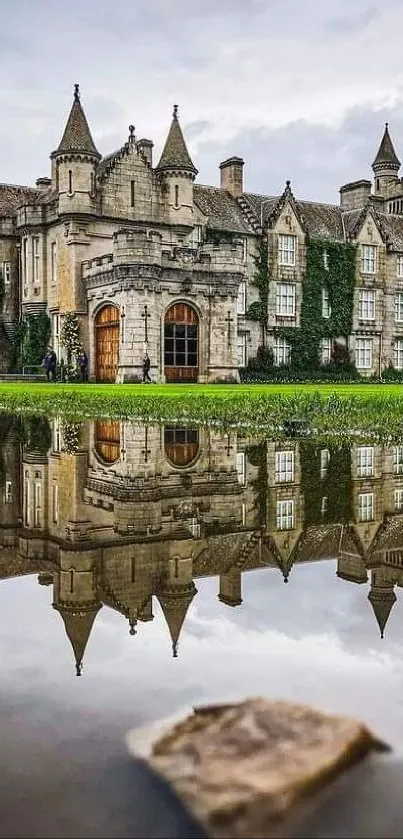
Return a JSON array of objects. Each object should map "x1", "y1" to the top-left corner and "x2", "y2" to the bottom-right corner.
[
  {"x1": 76, "y1": 662, "x2": 82, "y2": 676},
  {"x1": 129, "y1": 618, "x2": 137, "y2": 636},
  {"x1": 74, "y1": 83, "x2": 80, "y2": 101},
  {"x1": 172, "y1": 641, "x2": 178, "y2": 658},
  {"x1": 128, "y1": 124, "x2": 135, "y2": 143},
  {"x1": 173, "y1": 104, "x2": 178, "y2": 119}
]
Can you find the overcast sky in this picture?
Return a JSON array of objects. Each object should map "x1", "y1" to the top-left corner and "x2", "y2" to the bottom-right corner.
[{"x1": 2, "y1": 0, "x2": 403, "y2": 201}]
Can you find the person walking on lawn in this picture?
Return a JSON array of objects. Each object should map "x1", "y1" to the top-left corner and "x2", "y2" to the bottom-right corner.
[{"x1": 142, "y1": 351, "x2": 152, "y2": 383}]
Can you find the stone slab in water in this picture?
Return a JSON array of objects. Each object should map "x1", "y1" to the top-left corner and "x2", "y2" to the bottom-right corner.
[{"x1": 140, "y1": 698, "x2": 388, "y2": 839}]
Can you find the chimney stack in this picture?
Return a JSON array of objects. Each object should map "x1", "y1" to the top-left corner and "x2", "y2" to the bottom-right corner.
[
  {"x1": 137, "y1": 138, "x2": 153, "y2": 167},
  {"x1": 219, "y1": 156, "x2": 244, "y2": 198}
]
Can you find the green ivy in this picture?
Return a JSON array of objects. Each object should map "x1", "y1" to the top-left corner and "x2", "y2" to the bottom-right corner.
[
  {"x1": 245, "y1": 441, "x2": 267, "y2": 525},
  {"x1": 246, "y1": 239, "x2": 269, "y2": 345},
  {"x1": 299, "y1": 442, "x2": 353, "y2": 525},
  {"x1": 19, "y1": 312, "x2": 51, "y2": 368}
]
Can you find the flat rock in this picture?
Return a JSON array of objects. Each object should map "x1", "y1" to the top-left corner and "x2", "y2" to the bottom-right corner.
[{"x1": 141, "y1": 698, "x2": 388, "y2": 839}]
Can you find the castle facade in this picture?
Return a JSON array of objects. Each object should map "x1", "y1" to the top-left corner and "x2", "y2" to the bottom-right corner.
[{"x1": 2, "y1": 86, "x2": 403, "y2": 380}]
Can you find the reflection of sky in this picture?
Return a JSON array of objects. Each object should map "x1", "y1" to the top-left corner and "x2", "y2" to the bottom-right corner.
[{"x1": 1, "y1": 563, "x2": 403, "y2": 751}]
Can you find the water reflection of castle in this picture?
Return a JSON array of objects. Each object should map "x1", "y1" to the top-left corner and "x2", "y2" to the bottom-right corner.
[{"x1": 1, "y1": 415, "x2": 403, "y2": 675}]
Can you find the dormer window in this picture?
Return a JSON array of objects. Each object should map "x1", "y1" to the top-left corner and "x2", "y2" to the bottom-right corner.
[{"x1": 278, "y1": 234, "x2": 296, "y2": 266}]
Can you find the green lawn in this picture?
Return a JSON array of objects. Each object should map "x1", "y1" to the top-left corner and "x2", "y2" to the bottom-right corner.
[{"x1": 1, "y1": 381, "x2": 403, "y2": 439}]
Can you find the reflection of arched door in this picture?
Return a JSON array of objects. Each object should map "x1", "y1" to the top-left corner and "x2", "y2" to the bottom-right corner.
[
  {"x1": 164, "y1": 303, "x2": 198, "y2": 383},
  {"x1": 164, "y1": 427, "x2": 199, "y2": 467},
  {"x1": 94, "y1": 420, "x2": 120, "y2": 464},
  {"x1": 95, "y1": 305, "x2": 119, "y2": 382}
]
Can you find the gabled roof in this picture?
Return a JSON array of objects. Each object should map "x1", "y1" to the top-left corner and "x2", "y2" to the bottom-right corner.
[
  {"x1": 372, "y1": 123, "x2": 400, "y2": 170},
  {"x1": 242, "y1": 190, "x2": 345, "y2": 240},
  {"x1": 53, "y1": 84, "x2": 100, "y2": 160},
  {"x1": 155, "y1": 106, "x2": 197, "y2": 175},
  {"x1": 0, "y1": 183, "x2": 40, "y2": 218}
]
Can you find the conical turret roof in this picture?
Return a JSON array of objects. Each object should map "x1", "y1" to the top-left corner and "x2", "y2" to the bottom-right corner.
[
  {"x1": 52, "y1": 84, "x2": 101, "y2": 160},
  {"x1": 155, "y1": 105, "x2": 198, "y2": 175},
  {"x1": 54, "y1": 603, "x2": 101, "y2": 675},
  {"x1": 157, "y1": 581, "x2": 197, "y2": 657},
  {"x1": 368, "y1": 586, "x2": 396, "y2": 638},
  {"x1": 372, "y1": 123, "x2": 400, "y2": 170}
]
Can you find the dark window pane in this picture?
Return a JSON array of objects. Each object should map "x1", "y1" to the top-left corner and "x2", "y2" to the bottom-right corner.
[
  {"x1": 187, "y1": 340, "x2": 197, "y2": 354},
  {"x1": 165, "y1": 353, "x2": 174, "y2": 365},
  {"x1": 176, "y1": 353, "x2": 186, "y2": 365},
  {"x1": 175, "y1": 325, "x2": 186, "y2": 338},
  {"x1": 187, "y1": 354, "x2": 197, "y2": 366},
  {"x1": 188, "y1": 429, "x2": 198, "y2": 443},
  {"x1": 176, "y1": 429, "x2": 186, "y2": 443},
  {"x1": 164, "y1": 324, "x2": 174, "y2": 337},
  {"x1": 165, "y1": 339, "x2": 174, "y2": 352},
  {"x1": 175, "y1": 339, "x2": 186, "y2": 352},
  {"x1": 187, "y1": 325, "x2": 197, "y2": 338}
]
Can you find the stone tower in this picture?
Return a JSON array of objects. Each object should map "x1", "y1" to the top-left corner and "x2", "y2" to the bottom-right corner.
[
  {"x1": 155, "y1": 105, "x2": 198, "y2": 227},
  {"x1": 372, "y1": 123, "x2": 401, "y2": 198},
  {"x1": 51, "y1": 84, "x2": 101, "y2": 216}
]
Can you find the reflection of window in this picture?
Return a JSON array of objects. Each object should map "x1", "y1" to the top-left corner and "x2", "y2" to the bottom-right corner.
[
  {"x1": 24, "y1": 472, "x2": 30, "y2": 528},
  {"x1": 358, "y1": 492, "x2": 373, "y2": 522},
  {"x1": 395, "y1": 489, "x2": 403, "y2": 511},
  {"x1": 32, "y1": 237, "x2": 40, "y2": 284},
  {"x1": 278, "y1": 235, "x2": 296, "y2": 266},
  {"x1": 52, "y1": 483, "x2": 59, "y2": 525},
  {"x1": 275, "y1": 450, "x2": 294, "y2": 483},
  {"x1": 398, "y1": 256, "x2": 403, "y2": 278},
  {"x1": 321, "y1": 338, "x2": 332, "y2": 364},
  {"x1": 2, "y1": 261, "x2": 11, "y2": 286},
  {"x1": 4, "y1": 480, "x2": 12, "y2": 504},
  {"x1": 322, "y1": 287, "x2": 331, "y2": 318},
  {"x1": 164, "y1": 426, "x2": 199, "y2": 467},
  {"x1": 276, "y1": 283, "x2": 295, "y2": 316},
  {"x1": 236, "y1": 451, "x2": 246, "y2": 485},
  {"x1": 188, "y1": 517, "x2": 201, "y2": 538},
  {"x1": 276, "y1": 499, "x2": 294, "y2": 530},
  {"x1": 320, "y1": 449, "x2": 330, "y2": 479},
  {"x1": 34, "y1": 481, "x2": 42, "y2": 527},
  {"x1": 323, "y1": 250, "x2": 329, "y2": 271},
  {"x1": 393, "y1": 446, "x2": 403, "y2": 475},
  {"x1": 51, "y1": 243, "x2": 57, "y2": 284},
  {"x1": 321, "y1": 496, "x2": 328, "y2": 516},
  {"x1": 357, "y1": 446, "x2": 374, "y2": 478}
]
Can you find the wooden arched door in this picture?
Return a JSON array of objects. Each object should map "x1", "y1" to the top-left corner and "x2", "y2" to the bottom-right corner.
[
  {"x1": 94, "y1": 420, "x2": 120, "y2": 464},
  {"x1": 164, "y1": 302, "x2": 199, "y2": 383},
  {"x1": 95, "y1": 305, "x2": 119, "y2": 382}
]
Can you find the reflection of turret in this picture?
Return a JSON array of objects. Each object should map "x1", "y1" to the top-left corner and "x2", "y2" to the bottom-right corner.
[
  {"x1": 368, "y1": 572, "x2": 397, "y2": 638},
  {"x1": 53, "y1": 603, "x2": 101, "y2": 675},
  {"x1": 157, "y1": 579, "x2": 197, "y2": 657}
]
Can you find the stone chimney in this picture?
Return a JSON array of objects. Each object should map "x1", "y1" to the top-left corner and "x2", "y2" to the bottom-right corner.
[
  {"x1": 339, "y1": 179, "x2": 372, "y2": 210},
  {"x1": 137, "y1": 138, "x2": 153, "y2": 167},
  {"x1": 220, "y1": 156, "x2": 244, "y2": 197},
  {"x1": 36, "y1": 177, "x2": 52, "y2": 191}
]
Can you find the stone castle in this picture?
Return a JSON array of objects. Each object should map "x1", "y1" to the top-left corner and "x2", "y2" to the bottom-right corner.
[
  {"x1": 1, "y1": 416, "x2": 403, "y2": 673},
  {"x1": 2, "y1": 85, "x2": 403, "y2": 380}
]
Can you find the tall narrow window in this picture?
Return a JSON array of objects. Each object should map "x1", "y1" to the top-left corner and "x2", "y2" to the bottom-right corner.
[
  {"x1": 359, "y1": 288, "x2": 376, "y2": 320},
  {"x1": 32, "y1": 237, "x2": 40, "y2": 284},
  {"x1": 322, "y1": 287, "x2": 331, "y2": 318},
  {"x1": 90, "y1": 172, "x2": 94, "y2": 194},
  {"x1": 275, "y1": 450, "x2": 294, "y2": 483},
  {"x1": 236, "y1": 452, "x2": 246, "y2": 485},
  {"x1": 395, "y1": 293, "x2": 403, "y2": 322},
  {"x1": 34, "y1": 481, "x2": 42, "y2": 528},
  {"x1": 397, "y1": 256, "x2": 403, "y2": 278},
  {"x1": 70, "y1": 569, "x2": 74, "y2": 594},
  {"x1": 361, "y1": 244, "x2": 376, "y2": 274},
  {"x1": 237, "y1": 333, "x2": 247, "y2": 367},
  {"x1": 237, "y1": 280, "x2": 246, "y2": 314},
  {"x1": 51, "y1": 242, "x2": 57, "y2": 284},
  {"x1": 276, "y1": 283, "x2": 295, "y2": 316},
  {"x1": 130, "y1": 180, "x2": 135, "y2": 207},
  {"x1": 2, "y1": 262, "x2": 11, "y2": 286},
  {"x1": 174, "y1": 184, "x2": 179, "y2": 207},
  {"x1": 394, "y1": 339, "x2": 403, "y2": 370},
  {"x1": 22, "y1": 238, "x2": 27, "y2": 284},
  {"x1": 68, "y1": 170, "x2": 73, "y2": 193},
  {"x1": 52, "y1": 483, "x2": 59, "y2": 524},
  {"x1": 278, "y1": 234, "x2": 296, "y2": 266}
]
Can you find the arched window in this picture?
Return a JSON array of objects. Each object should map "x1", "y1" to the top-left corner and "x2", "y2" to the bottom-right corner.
[
  {"x1": 94, "y1": 420, "x2": 120, "y2": 464},
  {"x1": 164, "y1": 426, "x2": 199, "y2": 467},
  {"x1": 164, "y1": 302, "x2": 199, "y2": 383}
]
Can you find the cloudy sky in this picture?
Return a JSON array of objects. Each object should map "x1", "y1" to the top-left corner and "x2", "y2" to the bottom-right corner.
[{"x1": 2, "y1": 0, "x2": 403, "y2": 201}]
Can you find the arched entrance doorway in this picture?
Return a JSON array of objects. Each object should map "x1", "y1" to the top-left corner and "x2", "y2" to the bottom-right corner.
[
  {"x1": 95, "y1": 305, "x2": 119, "y2": 382},
  {"x1": 164, "y1": 302, "x2": 198, "y2": 383},
  {"x1": 164, "y1": 426, "x2": 199, "y2": 467},
  {"x1": 94, "y1": 420, "x2": 120, "y2": 464}
]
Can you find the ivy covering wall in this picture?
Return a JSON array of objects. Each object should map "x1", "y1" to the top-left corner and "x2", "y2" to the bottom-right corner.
[
  {"x1": 245, "y1": 235, "x2": 358, "y2": 381},
  {"x1": 18, "y1": 312, "x2": 51, "y2": 369}
]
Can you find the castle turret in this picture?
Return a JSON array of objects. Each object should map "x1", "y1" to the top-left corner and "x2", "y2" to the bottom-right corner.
[
  {"x1": 51, "y1": 84, "x2": 100, "y2": 214},
  {"x1": 372, "y1": 123, "x2": 400, "y2": 198},
  {"x1": 155, "y1": 105, "x2": 198, "y2": 227},
  {"x1": 368, "y1": 573, "x2": 397, "y2": 639},
  {"x1": 54, "y1": 603, "x2": 101, "y2": 675}
]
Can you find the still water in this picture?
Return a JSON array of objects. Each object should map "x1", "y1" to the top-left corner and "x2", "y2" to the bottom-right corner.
[{"x1": 2, "y1": 412, "x2": 403, "y2": 763}]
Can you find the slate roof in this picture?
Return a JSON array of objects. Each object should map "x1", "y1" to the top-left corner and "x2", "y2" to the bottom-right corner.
[
  {"x1": 0, "y1": 183, "x2": 40, "y2": 217},
  {"x1": 376, "y1": 213, "x2": 403, "y2": 251},
  {"x1": 194, "y1": 185, "x2": 255, "y2": 234},
  {"x1": 372, "y1": 123, "x2": 400, "y2": 169},
  {"x1": 155, "y1": 106, "x2": 197, "y2": 174},
  {"x1": 53, "y1": 85, "x2": 100, "y2": 159},
  {"x1": 297, "y1": 199, "x2": 345, "y2": 240}
]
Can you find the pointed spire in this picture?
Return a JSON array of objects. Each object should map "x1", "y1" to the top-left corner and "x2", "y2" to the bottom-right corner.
[
  {"x1": 155, "y1": 106, "x2": 198, "y2": 176},
  {"x1": 54, "y1": 604, "x2": 101, "y2": 675},
  {"x1": 372, "y1": 123, "x2": 400, "y2": 170},
  {"x1": 52, "y1": 84, "x2": 101, "y2": 160},
  {"x1": 157, "y1": 581, "x2": 197, "y2": 657},
  {"x1": 368, "y1": 585, "x2": 397, "y2": 638}
]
